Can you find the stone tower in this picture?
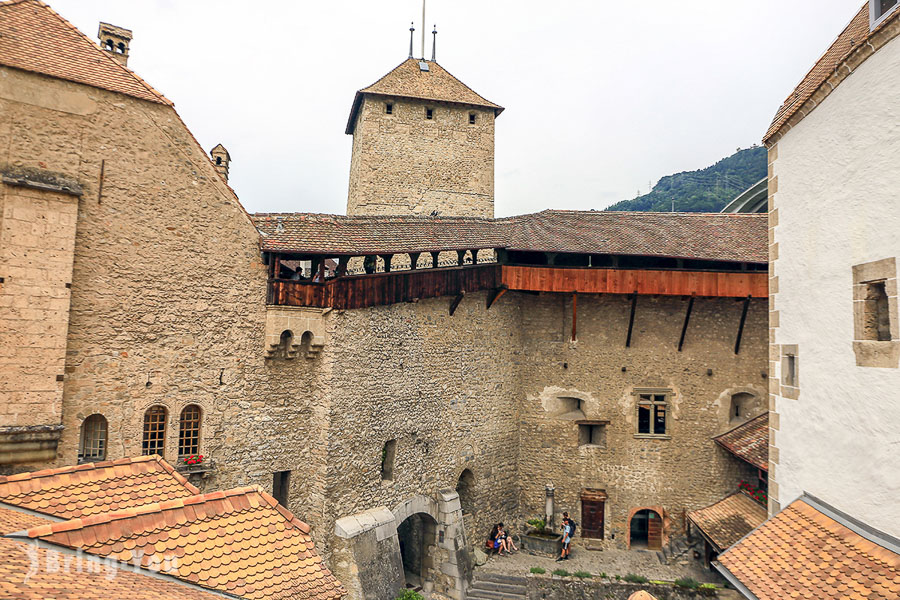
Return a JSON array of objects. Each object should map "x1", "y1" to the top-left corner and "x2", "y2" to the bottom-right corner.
[
  {"x1": 345, "y1": 58, "x2": 503, "y2": 217},
  {"x1": 97, "y1": 22, "x2": 132, "y2": 66},
  {"x1": 210, "y1": 144, "x2": 231, "y2": 182}
]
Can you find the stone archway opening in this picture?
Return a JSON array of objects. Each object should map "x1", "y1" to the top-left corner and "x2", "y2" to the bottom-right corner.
[
  {"x1": 629, "y1": 509, "x2": 662, "y2": 550},
  {"x1": 397, "y1": 512, "x2": 439, "y2": 591},
  {"x1": 456, "y1": 469, "x2": 475, "y2": 516}
]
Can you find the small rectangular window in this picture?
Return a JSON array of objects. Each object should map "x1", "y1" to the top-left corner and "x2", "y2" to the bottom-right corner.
[
  {"x1": 385, "y1": 103, "x2": 393, "y2": 115},
  {"x1": 273, "y1": 470, "x2": 291, "y2": 508},
  {"x1": 636, "y1": 391, "x2": 668, "y2": 437},
  {"x1": 784, "y1": 355, "x2": 797, "y2": 387},
  {"x1": 381, "y1": 439, "x2": 397, "y2": 481},
  {"x1": 425, "y1": 107, "x2": 433, "y2": 120},
  {"x1": 469, "y1": 113, "x2": 476, "y2": 125},
  {"x1": 578, "y1": 423, "x2": 607, "y2": 447},
  {"x1": 863, "y1": 281, "x2": 891, "y2": 341}
]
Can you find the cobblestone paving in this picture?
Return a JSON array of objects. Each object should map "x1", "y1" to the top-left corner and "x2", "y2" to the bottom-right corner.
[{"x1": 478, "y1": 545, "x2": 724, "y2": 584}]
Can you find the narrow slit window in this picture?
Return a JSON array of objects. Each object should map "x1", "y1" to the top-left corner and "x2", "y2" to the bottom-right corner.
[
  {"x1": 425, "y1": 107, "x2": 433, "y2": 120},
  {"x1": 385, "y1": 102, "x2": 393, "y2": 115},
  {"x1": 142, "y1": 405, "x2": 167, "y2": 457},
  {"x1": 469, "y1": 113, "x2": 476, "y2": 125},
  {"x1": 784, "y1": 355, "x2": 797, "y2": 387},
  {"x1": 863, "y1": 281, "x2": 891, "y2": 341},
  {"x1": 273, "y1": 470, "x2": 291, "y2": 507},
  {"x1": 381, "y1": 439, "x2": 397, "y2": 481}
]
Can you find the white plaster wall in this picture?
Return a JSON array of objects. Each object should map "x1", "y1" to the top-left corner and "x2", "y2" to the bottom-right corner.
[{"x1": 772, "y1": 34, "x2": 900, "y2": 537}]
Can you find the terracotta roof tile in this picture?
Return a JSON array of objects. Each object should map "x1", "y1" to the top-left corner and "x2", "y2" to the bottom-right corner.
[
  {"x1": 0, "y1": 0, "x2": 170, "y2": 105},
  {"x1": 0, "y1": 455, "x2": 199, "y2": 520},
  {"x1": 253, "y1": 210, "x2": 768, "y2": 264},
  {"x1": 0, "y1": 505, "x2": 53, "y2": 534},
  {"x1": 713, "y1": 413, "x2": 768, "y2": 471},
  {"x1": 346, "y1": 58, "x2": 502, "y2": 133},
  {"x1": 765, "y1": 3, "x2": 900, "y2": 142},
  {"x1": 718, "y1": 497, "x2": 900, "y2": 599},
  {"x1": 26, "y1": 486, "x2": 345, "y2": 600},
  {"x1": 688, "y1": 492, "x2": 767, "y2": 552},
  {"x1": 0, "y1": 536, "x2": 224, "y2": 599}
]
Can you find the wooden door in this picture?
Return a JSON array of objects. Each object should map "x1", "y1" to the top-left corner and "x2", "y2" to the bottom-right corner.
[
  {"x1": 647, "y1": 511, "x2": 662, "y2": 550},
  {"x1": 581, "y1": 491, "x2": 606, "y2": 539}
]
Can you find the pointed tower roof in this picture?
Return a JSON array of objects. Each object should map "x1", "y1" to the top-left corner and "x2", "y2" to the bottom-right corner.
[
  {"x1": 346, "y1": 58, "x2": 503, "y2": 133},
  {"x1": 0, "y1": 0, "x2": 170, "y2": 105}
]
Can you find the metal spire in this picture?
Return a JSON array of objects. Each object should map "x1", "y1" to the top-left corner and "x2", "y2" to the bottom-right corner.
[
  {"x1": 421, "y1": 0, "x2": 426, "y2": 59},
  {"x1": 431, "y1": 25, "x2": 437, "y2": 61},
  {"x1": 408, "y1": 22, "x2": 415, "y2": 58}
]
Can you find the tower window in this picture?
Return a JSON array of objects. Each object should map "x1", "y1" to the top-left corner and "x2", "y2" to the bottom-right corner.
[
  {"x1": 142, "y1": 405, "x2": 167, "y2": 457},
  {"x1": 425, "y1": 107, "x2": 433, "y2": 120},
  {"x1": 381, "y1": 439, "x2": 397, "y2": 481},
  {"x1": 863, "y1": 281, "x2": 891, "y2": 341},
  {"x1": 178, "y1": 404, "x2": 202, "y2": 457},
  {"x1": 385, "y1": 103, "x2": 393, "y2": 115},
  {"x1": 78, "y1": 414, "x2": 108, "y2": 463},
  {"x1": 636, "y1": 392, "x2": 669, "y2": 437},
  {"x1": 469, "y1": 113, "x2": 476, "y2": 125},
  {"x1": 273, "y1": 470, "x2": 291, "y2": 507},
  {"x1": 216, "y1": 156, "x2": 222, "y2": 165}
]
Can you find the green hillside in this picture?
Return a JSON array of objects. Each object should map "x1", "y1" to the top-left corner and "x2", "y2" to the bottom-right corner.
[{"x1": 604, "y1": 146, "x2": 767, "y2": 213}]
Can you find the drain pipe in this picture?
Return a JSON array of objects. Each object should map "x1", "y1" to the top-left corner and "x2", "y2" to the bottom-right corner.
[{"x1": 545, "y1": 484, "x2": 555, "y2": 529}]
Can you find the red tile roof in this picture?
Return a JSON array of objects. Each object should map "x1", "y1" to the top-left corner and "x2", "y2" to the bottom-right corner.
[
  {"x1": 764, "y1": 3, "x2": 900, "y2": 142},
  {"x1": 253, "y1": 210, "x2": 768, "y2": 264},
  {"x1": 717, "y1": 496, "x2": 900, "y2": 600},
  {"x1": 0, "y1": 455, "x2": 200, "y2": 520},
  {"x1": 0, "y1": 537, "x2": 225, "y2": 600},
  {"x1": 0, "y1": 504, "x2": 53, "y2": 534},
  {"x1": 25, "y1": 486, "x2": 345, "y2": 600},
  {"x1": 688, "y1": 492, "x2": 767, "y2": 552},
  {"x1": 346, "y1": 58, "x2": 503, "y2": 133},
  {"x1": 0, "y1": 0, "x2": 170, "y2": 105},
  {"x1": 713, "y1": 413, "x2": 769, "y2": 471}
]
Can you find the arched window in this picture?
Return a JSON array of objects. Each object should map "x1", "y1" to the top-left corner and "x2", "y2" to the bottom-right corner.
[
  {"x1": 116, "y1": 41, "x2": 125, "y2": 54},
  {"x1": 142, "y1": 405, "x2": 167, "y2": 457},
  {"x1": 456, "y1": 469, "x2": 475, "y2": 515},
  {"x1": 78, "y1": 414, "x2": 107, "y2": 463},
  {"x1": 178, "y1": 405, "x2": 202, "y2": 457},
  {"x1": 216, "y1": 156, "x2": 222, "y2": 165}
]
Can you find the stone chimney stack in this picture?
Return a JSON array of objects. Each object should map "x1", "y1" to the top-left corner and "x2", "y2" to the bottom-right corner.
[
  {"x1": 98, "y1": 22, "x2": 132, "y2": 66},
  {"x1": 210, "y1": 144, "x2": 231, "y2": 182}
]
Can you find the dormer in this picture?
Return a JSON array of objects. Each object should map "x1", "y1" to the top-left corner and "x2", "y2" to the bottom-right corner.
[
  {"x1": 98, "y1": 22, "x2": 132, "y2": 66},
  {"x1": 870, "y1": 0, "x2": 899, "y2": 29},
  {"x1": 210, "y1": 144, "x2": 231, "y2": 182}
]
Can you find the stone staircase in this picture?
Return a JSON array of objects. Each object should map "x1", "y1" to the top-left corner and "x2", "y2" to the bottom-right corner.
[
  {"x1": 467, "y1": 572, "x2": 526, "y2": 600},
  {"x1": 658, "y1": 533, "x2": 696, "y2": 565}
]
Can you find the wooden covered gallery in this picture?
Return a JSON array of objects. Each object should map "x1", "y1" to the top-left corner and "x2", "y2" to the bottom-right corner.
[{"x1": 253, "y1": 210, "x2": 768, "y2": 349}]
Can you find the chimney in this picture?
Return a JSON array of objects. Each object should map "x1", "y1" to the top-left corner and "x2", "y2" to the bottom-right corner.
[
  {"x1": 210, "y1": 144, "x2": 231, "y2": 182},
  {"x1": 98, "y1": 22, "x2": 133, "y2": 66}
]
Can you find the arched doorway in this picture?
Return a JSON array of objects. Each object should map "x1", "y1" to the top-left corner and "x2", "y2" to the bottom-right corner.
[
  {"x1": 456, "y1": 469, "x2": 475, "y2": 516},
  {"x1": 397, "y1": 512, "x2": 438, "y2": 590},
  {"x1": 629, "y1": 509, "x2": 662, "y2": 550}
]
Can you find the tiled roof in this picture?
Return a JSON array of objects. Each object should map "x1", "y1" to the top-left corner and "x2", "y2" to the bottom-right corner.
[
  {"x1": 688, "y1": 492, "x2": 767, "y2": 552},
  {"x1": 0, "y1": 504, "x2": 53, "y2": 534},
  {"x1": 717, "y1": 496, "x2": 900, "y2": 600},
  {"x1": 0, "y1": 455, "x2": 200, "y2": 520},
  {"x1": 0, "y1": 0, "x2": 170, "y2": 105},
  {"x1": 713, "y1": 413, "x2": 769, "y2": 471},
  {"x1": 25, "y1": 486, "x2": 345, "y2": 600},
  {"x1": 0, "y1": 537, "x2": 224, "y2": 600},
  {"x1": 764, "y1": 4, "x2": 900, "y2": 142},
  {"x1": 346, "y1": 58, "x2": 503, "y2": 133},
  {"x1": 253, "y1": 210, "x2": 768, "y2": 264}
]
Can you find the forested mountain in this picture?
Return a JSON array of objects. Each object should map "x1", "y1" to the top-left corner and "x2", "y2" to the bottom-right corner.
[{"x1": 604, "y1": 146, "x2": 767, "y2": 213}]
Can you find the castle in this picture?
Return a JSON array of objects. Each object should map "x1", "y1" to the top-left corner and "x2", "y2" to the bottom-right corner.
[{"x1": 0, "y1": 2, "x2": 772, "y2": 598}]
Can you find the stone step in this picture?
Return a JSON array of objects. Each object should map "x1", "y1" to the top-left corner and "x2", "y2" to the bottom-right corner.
[
  {"x1": 473, "y1": 572, "x2": 527, "y2": 586},
  {"x1": 469, "y1": 580, "x2": 526, "y2": 595},
  {"x1": 466, "y1": 591, "x2": 525, "y2": 600}
]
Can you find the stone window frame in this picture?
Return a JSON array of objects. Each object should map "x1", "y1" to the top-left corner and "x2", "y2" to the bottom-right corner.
[
  {"x1": 852, "y1": 257, "x2": 899, "y2": 368},
  {"x1": 78, "y1": 414, "x2": 107, "y2": 464},
  {"x1": 779, "y1": 344, "x2": 799, "y2": 400},
  {"x1": 633, "y1": 388, "x2": 671, "y2": 440}
]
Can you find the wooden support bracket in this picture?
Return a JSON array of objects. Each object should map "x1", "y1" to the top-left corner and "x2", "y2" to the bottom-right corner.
[
  {"x1": 486, "y1": 285, "x2": 508, "y2": 310},
  {"x1": 625, "y1": 292, "x2": 638, "y2": 347},
  {"x1": 678, "y1": 296, "x2": 695, "y2": 352},
  {"x1": 734, "y1": 295, "x2": 751, "y2": 354},
  {"x1": 449, "y1": 291, "x2": 466, "y2": 316},
  {"x1": 409, "y1": 252, "x2": 421, "y2": 270}
]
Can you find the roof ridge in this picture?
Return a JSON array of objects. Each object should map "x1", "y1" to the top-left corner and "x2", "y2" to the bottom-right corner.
[{"x1": 0, "y1": 454, "x2": 162, "y2": 484}]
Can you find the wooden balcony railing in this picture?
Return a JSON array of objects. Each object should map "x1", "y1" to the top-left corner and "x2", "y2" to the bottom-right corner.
[{"x1": 267, "y1": 264, "x2": 768, "y2": 309}]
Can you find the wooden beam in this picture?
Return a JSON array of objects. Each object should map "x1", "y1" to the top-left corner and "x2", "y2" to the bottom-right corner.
[
  {"x1": 457, "y1": 250, "x2": 466, "y2": 266},
  {"x1": 734, "y1": 296, "x2": 751, "y2": 354},
  {"x1": 471, "y1": 249, "x2": 479, "y2": 265},
  {"x1": 409, "y1": 252, "x2": 421, "y2": 270},
  {"x1": 678, "y1": 296, "x2": 695, "y2": 352},
  {"x1": 381, "y1": 254, "x2": 393, "y2": 273},
  {"x1": 449, "y1": 291, "x2": 466, "y2": 316},
  {"x1": 486, "y1": 285, "x2": 508, "y2": 309},
  {"x1": 431, "y1": 251, "x2": 440, "y2": 268},
  {"x1": 273, "y1": 253, "x2": 281, "y2": 280},
  {"x1": 625, "y1": 292, "x2": 637, "y2": 347},
  {"x1": 337, "y1": 256, "x2": 349, "y2": 277},
  {"x1": 571, "y1": 292, "x2": 578, "y2": 342}
]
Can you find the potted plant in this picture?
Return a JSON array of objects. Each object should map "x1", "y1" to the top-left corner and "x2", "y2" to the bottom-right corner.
[{"x1": 520, "y1": 517, "x2": 563, "y2": 557}]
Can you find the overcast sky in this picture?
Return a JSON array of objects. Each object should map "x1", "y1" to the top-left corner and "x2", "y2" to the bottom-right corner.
[{"x1": 54, "y1": 0, "x2": 861, "y2": 216}]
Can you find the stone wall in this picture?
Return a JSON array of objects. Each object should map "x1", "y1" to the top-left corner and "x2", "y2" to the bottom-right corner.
[
  {"x1": 0, "y1": 66, "x2": 330, "y2": 541},
  {"x1": 526, "y1": 574, "x2": 721, "y2": 600},
  {"x1": 517, "y1": 294, "x2": 767, "y2": 548},
  {"x1": 346, "y1": 95, "x2": 495, "y2": 218}
]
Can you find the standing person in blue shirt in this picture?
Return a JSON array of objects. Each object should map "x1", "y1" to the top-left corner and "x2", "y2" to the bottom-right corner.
[{"x1": 556, "y1": 512, "x2": 576, "y2": 561}]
